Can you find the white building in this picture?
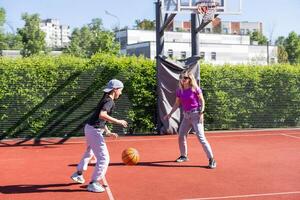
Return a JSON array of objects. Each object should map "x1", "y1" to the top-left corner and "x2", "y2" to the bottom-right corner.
[
  {"x1": 116, "y1": 29, "x2": 277, "y2": 65},
  {"x1": 40, "y1": 19, "x2": 71, "y2": 48},
  {"x1": 1, "y1": 50, "x2": 63, "y2": 58}
]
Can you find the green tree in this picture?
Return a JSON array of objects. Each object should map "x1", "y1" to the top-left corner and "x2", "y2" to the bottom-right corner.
[
  {"x1": 65, "y1": 18, "x2": 119, "y2": 57},
  {"x1": 134, "y1": 19, "x2": 155, "y2": 30},
  {"x1": 283, "y1": 31, "x2": 300, "y2": 64},
  {"x1": 0, "y1": 7, "x2": 5, "y2": 28},
  {"x1": 5, "y1": 33, "x2": 23, "y2": 49},
  {"x1": 250, "y1": 31, "x2": 268, "y2": 45},
  {"x1": 277, "y1": 46, "x2": 289, "y2": 63},
  {"x1": 275, "y1": 36, "x2": 285, "y2": 46},
  {"x1": 18, "y1": 13, "x2": 46, "y2": 57},
  {"x1": 275, "y1": 36, "x2": 288, "y2": 63},
  {"x1": 0, "y1": 7, "x2": 7, "y2": 52}
]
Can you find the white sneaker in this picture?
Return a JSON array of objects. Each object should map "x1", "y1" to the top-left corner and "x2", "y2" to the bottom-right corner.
[
  {"x1": 87, "y1": 182, "x2": 105, "y2": 193},
  {"x1": 208, "y1": 158, "x2": 217, "y2": 169},
  {"x1": 71, "y1": 172, "x2": 85, "y2": 184},
  {"x1": 176, "y1": 156, "x2": 189, "y2": 162}
]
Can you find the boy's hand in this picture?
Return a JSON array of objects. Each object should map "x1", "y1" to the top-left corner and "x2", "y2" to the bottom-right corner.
[
  {"x1": 118, "y1": 120, "x2": 128, "y2": 127},
  {"x1": 106, "y1": 132, "x2": 119, "y2": 138}
]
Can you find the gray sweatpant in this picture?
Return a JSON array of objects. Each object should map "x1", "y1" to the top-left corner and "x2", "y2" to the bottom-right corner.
[
  {"x1": 178, "y1": 111, "x2": 214, "y2": 160},
  {"x1": 77, "y1": 124, "x2": 109, "y2": 182}
]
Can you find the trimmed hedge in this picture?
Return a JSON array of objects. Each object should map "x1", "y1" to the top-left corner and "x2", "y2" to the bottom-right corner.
[
  {"x1": 0, "y1": 54, "x2": 156, "y2": 139},
  {"x1": 0, "y1": 55, "x2": 299, "y2": 139},
  {"x1": 201, "y1": 64, "x2": 300, "y2": 129}
]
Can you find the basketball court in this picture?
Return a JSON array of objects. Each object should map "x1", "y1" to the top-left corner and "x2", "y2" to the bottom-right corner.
[
  {"x1": 1, "y1": 128, "x2": 299, "y2": 200},
  {"x1": 1, "y1": 1, "x2": 299, "y2": 200}
]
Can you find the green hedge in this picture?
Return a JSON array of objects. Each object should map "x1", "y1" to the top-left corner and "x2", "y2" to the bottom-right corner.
[
  {"x1": 201, "y1": 64, "x2": 300, "y2": 129},
  {"x1": 0, "y1": 55, "x2": 299, "y2": 139},
  {"x1": 0, "y1": 54, "x2": 156, "y2": 139}
]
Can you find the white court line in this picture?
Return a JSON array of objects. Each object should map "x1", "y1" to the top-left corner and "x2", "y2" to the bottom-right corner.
[
  {"x1": 103, "y1": 176, "x2": 115, "y2": 200},
  {"x1": 3, "y1": 130, "x2": 298, "y2": 145},
  {"x1": 281, "y1": 133, "x2": 300, "y2": 139},
  {"x1": 57, "y1": 132, "x2": 300, "y2": 144},
  {"x1": 182, "y1": 191, "x2": 300, "y2": 200}
]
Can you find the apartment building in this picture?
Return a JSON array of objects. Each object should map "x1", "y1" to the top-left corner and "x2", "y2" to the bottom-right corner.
[{"x1": 40, "y1": 19, "x2": 71, "y2": 48}]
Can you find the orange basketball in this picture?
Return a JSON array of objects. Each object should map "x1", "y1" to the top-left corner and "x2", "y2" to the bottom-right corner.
[{"x1": 122, "y1": 147, "x2": 140, "y2": 165}]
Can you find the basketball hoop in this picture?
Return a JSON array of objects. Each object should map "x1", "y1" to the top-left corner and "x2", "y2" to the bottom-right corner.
[{"x1": 195, "y1": 0, "x2": 219, "y2": 23}]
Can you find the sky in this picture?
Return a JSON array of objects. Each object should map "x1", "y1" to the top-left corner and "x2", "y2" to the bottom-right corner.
[{"x1": 1, "y1": 0, "x2": 300, "y2": 42}]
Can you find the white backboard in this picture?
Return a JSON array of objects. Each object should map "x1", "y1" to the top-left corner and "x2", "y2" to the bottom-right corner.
[{"x1": 161, "y1": 0, "x2": 242, "y2": 15}]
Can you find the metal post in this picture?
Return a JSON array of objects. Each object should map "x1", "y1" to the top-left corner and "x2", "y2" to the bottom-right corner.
[
  {"x1": 155, "y1": 0, "x2": 163, "y2": 133},
  {"x1": 156, "y1": 1, "x2": 164, "y2": 57},
  {"x1": 191, "y1": 13, "x2": 200, "y2": 56},
  {"x1": 191, "y1": 13, "x2": 201, "y2": 87},
  {"x1": 267, "y1": 40, "x2": 270, "y2": 65},
  {"x1": 105, "y1": 10, "x2": 121, "y2": 47}
]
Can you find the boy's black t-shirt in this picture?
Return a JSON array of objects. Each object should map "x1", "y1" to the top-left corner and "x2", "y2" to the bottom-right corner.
[{"x1": 86, "y1": 95, "x2": 115, "y2": 128}]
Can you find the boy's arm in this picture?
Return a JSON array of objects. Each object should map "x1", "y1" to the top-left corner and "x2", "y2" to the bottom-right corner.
[
  {"x1": 104, "y1": 125, "x2": 118, "y2": 137},
  {"x1": 99, "y1": 111, "x2": 127, "y2": 127}
]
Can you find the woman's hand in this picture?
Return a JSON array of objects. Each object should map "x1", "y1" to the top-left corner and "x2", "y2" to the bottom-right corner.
[
  {"x1": 163, "y1": 113, "x2": 171, "y2": 120},
  {"x1": 199, "y1": 112, "x2": 204, "y2": 124}
]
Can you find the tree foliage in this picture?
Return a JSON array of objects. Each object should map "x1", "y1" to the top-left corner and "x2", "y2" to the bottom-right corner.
[
  {"x1": 283, "y1": 32, "x2": 300, "y2": 64},
  {"x1": 0, "y1": 7, "x2": 5, "y2": 27},
  {"x1": 0, "y1": 7, "x2": 6, "y2": 52},
  {"x1": 64, "y1": 18, "x2": 120, "y2": 58},
  {"x1": 18, "y1": 13, "x2": 46, "y2": 57},
  {"x1": 4, "y1": 33, "x2": 23, "y2": 50},
  {"x1": 275, "y1": 36, "x2": 288, "y2": 63},
  {"x1": 250, "y1": 31, "x2": 268, "y2": 45},
  {"x1": 275, "y1": 32, "x2": 300, "y2": 64},
  {"x1": 134, "y1": 19, "x2": 155, "y2": 30},
  {"x1": 277, "y1": 46, "x2": 289, "y2": 63}
]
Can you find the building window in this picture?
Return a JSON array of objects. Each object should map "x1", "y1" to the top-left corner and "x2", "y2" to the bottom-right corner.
[
  {"x1": 167, "y1": 49, "x2": 173, "y2": 58},
  {"x1": 211, "y1": 52, "x2": 216, "y2": 60},
  {"x1": 205, "y1": 28, "x2": 211, "y2": 33},
  {"x1": 200, "y1": 52, "x2": 205, "y2": 60},
  {"x1": 181, "y1": 51, "x2": 186, "y2": 59},
  {"x1": 270, "y1": 57, "x2": 276, "y2": 64},
  {"x1": 223, "y1": 28, "x2": 228, "y2": 34},
  {"x1": 240, "y1": 29, "x2": 245, "y2": 35}
]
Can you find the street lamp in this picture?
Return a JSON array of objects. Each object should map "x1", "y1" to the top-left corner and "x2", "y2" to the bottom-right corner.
[{"x1": 105, "y1": 10, "x2": 121, "y2": 47}]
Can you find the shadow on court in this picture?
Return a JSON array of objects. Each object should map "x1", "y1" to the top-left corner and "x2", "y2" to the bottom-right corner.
[
  {"x1": 0, "y1": 183, "x2": 84, "y2": 194},
  {"x1": 68, "y1": 160, "x2": 209, "y2": 168}
]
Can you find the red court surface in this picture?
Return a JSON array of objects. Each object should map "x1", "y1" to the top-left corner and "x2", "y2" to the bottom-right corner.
[{"x1": 1, "y1": 129, "x2": 300, "y2": 200}]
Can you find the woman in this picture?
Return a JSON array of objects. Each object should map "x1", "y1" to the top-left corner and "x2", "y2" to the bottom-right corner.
[
  {"x1": 164, "y1": 71, "x2": 216, "y2": 169},
  {"x1": 71, "y1": 79, "x2": 128, "y2": 192}
]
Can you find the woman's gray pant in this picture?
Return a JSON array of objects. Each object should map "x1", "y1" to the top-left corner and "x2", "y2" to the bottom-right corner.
[{"x1": 178, "y1": 111, "x2": 214, "y2": 160}]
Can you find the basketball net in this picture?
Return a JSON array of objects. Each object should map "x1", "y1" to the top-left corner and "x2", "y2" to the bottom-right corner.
[{"x1": 195, "y1": 0, "x2": 218, "y2": 23}]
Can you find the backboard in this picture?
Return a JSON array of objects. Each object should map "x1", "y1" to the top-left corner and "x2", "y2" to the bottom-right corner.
[{"x1": 161, "y1": 0, "x2": 242, "y2": 15}]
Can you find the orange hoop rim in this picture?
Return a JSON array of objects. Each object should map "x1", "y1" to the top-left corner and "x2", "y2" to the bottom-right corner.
[{"x1": 197, "y1": 5, "x2": 209, "y2": 14}]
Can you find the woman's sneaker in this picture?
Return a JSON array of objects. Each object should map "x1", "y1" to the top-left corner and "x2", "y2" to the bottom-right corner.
[
  {"x1": 70, "y1": 172, "x2": 85, "y2": 184},
  {"x1": 87, "y1": 182, "x2": 105, "y2": 193},
  {"x1": 208, "y1": 158, "x2": 217, "y2": 169},
  {"x1": 176, "y1": 156, "x2": 189, "y2": 162}
]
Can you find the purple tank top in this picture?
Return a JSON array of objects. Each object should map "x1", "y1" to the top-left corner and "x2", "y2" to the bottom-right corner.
[{"x1": 176, "y1": 87, "x2": 202, "y2": 112}]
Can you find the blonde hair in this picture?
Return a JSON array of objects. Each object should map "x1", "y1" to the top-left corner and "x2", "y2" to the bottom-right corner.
[{"x1": 178, "y1": 70, "x2": 199, "y2": 91}]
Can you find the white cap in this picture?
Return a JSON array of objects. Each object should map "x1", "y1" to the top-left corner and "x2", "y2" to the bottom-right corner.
[{"x1": 103, "y1": 79, "x2": 124, "y2": 93}]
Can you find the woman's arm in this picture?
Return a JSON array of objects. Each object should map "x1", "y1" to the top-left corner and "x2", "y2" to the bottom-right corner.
[
  {"x1": 198, "y1": 92, "x2": 205, "y2": 114},
  {"x1": 163, "y1": 97, "x2": 181, "y2": 120}
]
